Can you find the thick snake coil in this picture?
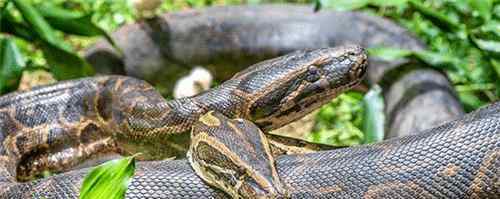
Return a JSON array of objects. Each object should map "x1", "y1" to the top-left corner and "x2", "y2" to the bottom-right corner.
[
  {"x1": 1, "y1": 102, "x2": 499, "y2": 198},
  {"x1": 0, "y1": 4, "x2": 497, "y2": 199}
]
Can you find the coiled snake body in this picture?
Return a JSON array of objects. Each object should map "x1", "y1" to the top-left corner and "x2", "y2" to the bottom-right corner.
[{"x1": 0, "y1": 4, "x2": 498, "y2": 199}]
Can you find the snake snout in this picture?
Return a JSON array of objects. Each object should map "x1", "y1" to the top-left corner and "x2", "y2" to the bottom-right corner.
[
  {"x1": 342, "y1": 45, "x2": 368, "y2": 82},
  {"x1": 316, "y1": 45, "x2": 367, "y2": 88}
]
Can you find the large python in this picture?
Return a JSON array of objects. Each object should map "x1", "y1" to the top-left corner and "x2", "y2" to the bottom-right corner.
[
  {"x1": 86, "y1": 5, "x2": 464, "y2": 137},
  {"x1": 1, "y1": 99, "x2": 499, "y2": 198},
  {"x1": 0, "y1": 4, "x2": 498, "y2": 199}
]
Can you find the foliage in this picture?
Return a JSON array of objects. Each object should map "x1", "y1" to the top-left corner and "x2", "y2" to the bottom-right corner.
[
  {"x1": 80, "y1": 155, "x2": 137, "y2": 199},
  {"x1": 0, "y1": 0, "x2": 123, "y2": 91},
  {"x1": 311, "y1": 0, "x2": 499, "y2": 146},
  {"x1": 0, "y1": 36, "x2": 25, "y2": 93},
  {"x1": 318, "y1": 0, "x2": 500, "y2": 112},
  {"x1": 308, "y1": 91, "x2": 365, "y2": 146}
]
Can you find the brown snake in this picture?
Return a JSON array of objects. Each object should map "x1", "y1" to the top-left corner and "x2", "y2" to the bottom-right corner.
[{"x1": 0, "y1": 4, "x2": 498, "y2": 199}]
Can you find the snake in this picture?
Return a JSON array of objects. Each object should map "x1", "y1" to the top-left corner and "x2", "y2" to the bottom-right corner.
[{"x1": 0, "y1": 4, "x2": 498, "y2": 199}]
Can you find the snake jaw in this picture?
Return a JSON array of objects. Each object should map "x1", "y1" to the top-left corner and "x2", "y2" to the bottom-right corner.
[
  {"x1": 189, "y1": 111, "x2": 286, "y2": 198},
  {"x1": 245, "y1": 46, "x2": 367, "y2": 130}
]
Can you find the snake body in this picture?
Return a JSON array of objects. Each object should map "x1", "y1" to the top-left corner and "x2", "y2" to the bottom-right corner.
[
  {"x1": 0, "y1": 46, "x2": 366, "y2": 183},
  {"x1": 1, "y1": 102, "x2": 499, "y2": 198},
  {"x1": 87, "y1": 4, "x2": 464, "y2": 136},
  {"x1": 1, "y1": 4, "x2": 497, "y2": 199}
]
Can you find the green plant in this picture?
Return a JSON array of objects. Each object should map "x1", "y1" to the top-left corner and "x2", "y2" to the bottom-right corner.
[
  {"x1": 0, "y1": 0, "x2": 120, "y2": 93},
  {"x1": 317, "y1": 0, "x2": 500, "y2": 111},
  {"x1": 80, "y1": 155, "x2": 137, "y2": 199}
]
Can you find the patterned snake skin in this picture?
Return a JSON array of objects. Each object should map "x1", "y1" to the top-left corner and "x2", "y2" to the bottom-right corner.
[
  {"x1": 0, "y1": 46, "x2": 367, "y2": 195},
  {"x1": 86, "y1": 4, "x2": 464, "y2": 137},
  {"x1": 1, "y1": 102, "x2": 499, "y2": 198}
]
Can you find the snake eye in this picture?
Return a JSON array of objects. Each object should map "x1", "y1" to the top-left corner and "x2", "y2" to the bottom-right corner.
[{"x1": 305, "y1": 65, "x2": 321, "y2": 82}]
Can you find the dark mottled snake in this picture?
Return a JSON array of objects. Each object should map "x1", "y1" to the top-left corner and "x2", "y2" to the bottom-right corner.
[{"x1": 1, "y1": 4, "x2": 498, "y2": 199}]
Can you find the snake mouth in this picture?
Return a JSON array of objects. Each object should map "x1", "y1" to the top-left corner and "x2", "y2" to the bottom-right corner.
[
  {"x1": 352, "y1": 54, "x2": 368, "y2": 80},
  {"x1": 345, "y1": 46, "x2": 368, "y2": 82}
]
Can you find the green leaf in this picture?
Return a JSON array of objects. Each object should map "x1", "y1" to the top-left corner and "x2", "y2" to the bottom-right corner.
[
  {"x1": 0, "y1": 11, "x2": 35, "y2": 41},
  {"x1": 368, "y1": 47, "x2": 412, "y2": 61},
  {"x1": 36, "y1": 4, "x2": 83, "y2": 19},
  {"x1": 11, "y1": 0, "x2": 98, "y2": 78},
  {"x1": 36, "y1": 5, "x2": 122, "y2": 55},
  {"x1": 478, "y1": 21, "x2": 500, "y2": 38},
  {"x1": 362, "y1": 85, "x2": 385, "y2": 144},
  {"x1": 467, "y1": 0, "x2": 493, "y2": 21},
  {"x1": 471, "y1": 38, "x2": 500, "y2": 53},
  {"x1": 80, "y1": 156, "x2": 137, "y2": 199},
  {"x1": 0, "y1": 37, "x2": 25, "y2": 93},
  {"x1": 408, "y1": 0, "x2": 461, "y2": 31},
  {"x1": 458, "y1": 92, "x2": 487, "y2": 112},
  {"x1": 455, "y1": 83, "x2": 496, "y2": 92},
  {"x1": 40, "y1": 41, "x2": 94, "y2": 80},
  {"x1": 413, "y1": 50, "x2": 459, "y2": 68},
  {"x1": 369, "y1": 47, "x2": 459, "y2": 69},
  {"x1": 322, "y1": 0, "x2": 370, "y2": 11},
  {"x1": 10, "y1": 0, "x2": 57, "y2": 44}
]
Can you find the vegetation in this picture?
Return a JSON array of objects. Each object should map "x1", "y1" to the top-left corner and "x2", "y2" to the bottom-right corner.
[{"x1": 0, "y1": 0, "x2": 498, "y2": 198}]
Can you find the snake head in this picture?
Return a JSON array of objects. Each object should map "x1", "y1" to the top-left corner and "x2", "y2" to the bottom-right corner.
[
  {"x1": 240, "y1": 45, "x2": 367, "y2": 131},
  {"x1": 188, "y1": 111, "x2": 287, "y2": 198}
]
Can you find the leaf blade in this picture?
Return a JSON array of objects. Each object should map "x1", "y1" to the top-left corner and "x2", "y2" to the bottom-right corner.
[
  {"x1": 39, "y1": 41, "x2": 94, "y2": 80},
  {"x1": 0, "y1": 37, "x2": 25, "y2": 94},
  {"x1": 362, "y1": 85, "x2": 385, "y2": 144},
  {"x1": 80, "y1": 156, "x2": 137, "y2": 199},
  {"x1": 11, "y1": 0, "x2": 57, "y2": 44}
]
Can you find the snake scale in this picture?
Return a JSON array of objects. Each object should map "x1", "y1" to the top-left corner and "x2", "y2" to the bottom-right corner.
[{"x1": 0, "y1": 4, "x2": 498, "y2": 199}]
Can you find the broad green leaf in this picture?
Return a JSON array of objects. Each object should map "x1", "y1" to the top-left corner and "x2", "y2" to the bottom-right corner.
[
  {"x1": 80, "y1": 156, "x2": 137, "y2": 199},
  {"x1": 368, "y1": 47, "x2": 412, "y2": 61},
  {"x1": 36, "y1": 5, "x2": 122, "y2": 55},
  {"x1": 0, "y1": 37, "x2": 25, "y2": 93},
  {"x1": 11, "y1": 0, "x2": 57, "y2": 44},
  {"x1": 0, "y1": 11, "x2": 35, "y2": 41},
  {"x1": 322, "y1": 0, "x2": 370, "y2": 11},
  {"x1": 408, "y1": 0, "x2": 460, "y2": 31},
  {"x1": 362, "y1": 85, "x2": 385, "y2": 144},
  {"x1": 467, "y1": 0, "x2": 493, "y2": 21},
  {"x1": 40, "y1": 41, "x2": 94, "y2": 80},
  {"x1": 471, "y1": 38, "x2": 500, "y2": 53},
  {"x1": 11, "y1": 0, "x2": 97, "y2": 78}
]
